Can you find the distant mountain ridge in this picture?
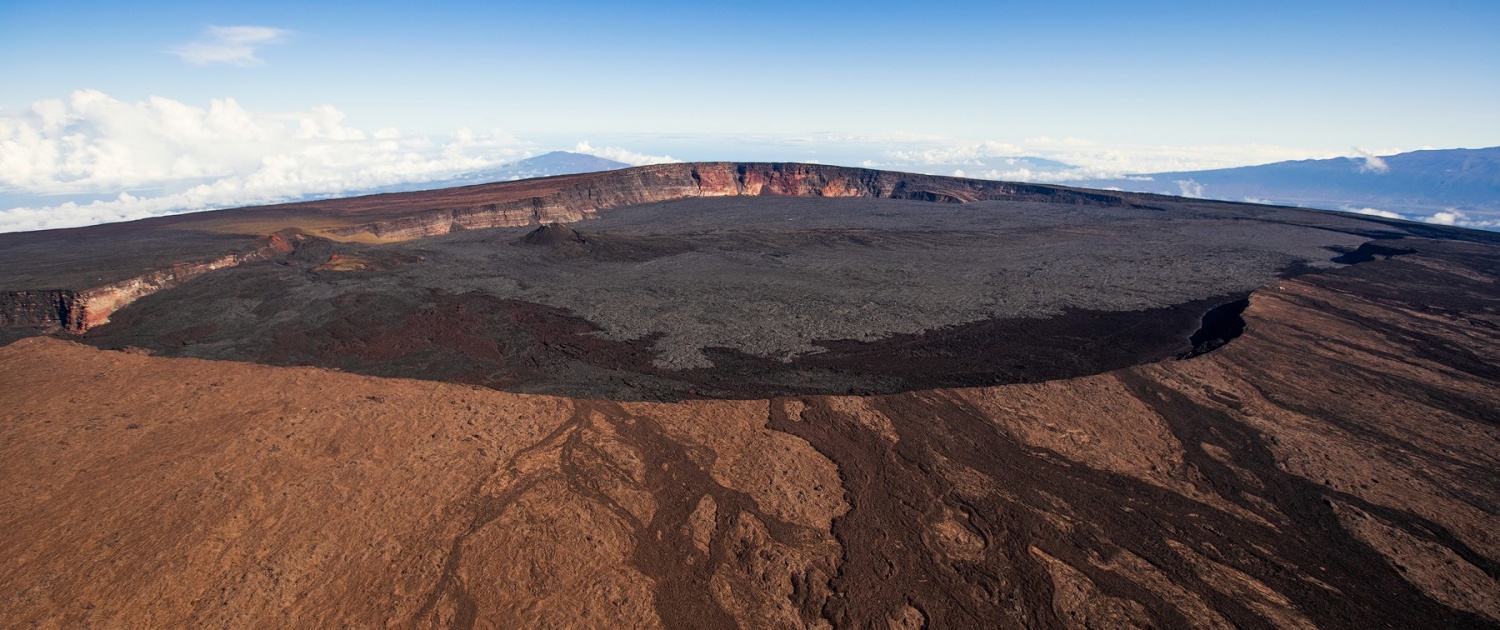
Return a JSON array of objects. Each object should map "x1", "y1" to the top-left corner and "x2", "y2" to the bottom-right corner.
[
  {"x1": 448, "y1": 150, "x2": 632, "y2": 183},
  {"x1": 358, "y1": 151, "x2": 631, "y2": 194},
  {"x1": 1073, "y1": 146, "x2": 1500, "y2": 226}
]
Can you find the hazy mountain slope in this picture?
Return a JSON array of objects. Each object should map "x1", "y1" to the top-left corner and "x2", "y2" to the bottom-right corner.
[
  {"x1": 1076, "y1": 147, "x2": 1500, "y2": 223},
  {"x1": 355, "y1": 151, "x2": 631, "y2": 194}
]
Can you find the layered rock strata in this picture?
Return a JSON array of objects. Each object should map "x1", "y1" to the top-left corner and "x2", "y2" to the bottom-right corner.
[
  {"x1": 323, "y1": 162, "x2": 1129, "y2": 240},
  {"x1": 0, "y1": 231, "x2": 296, "y2": 332}
]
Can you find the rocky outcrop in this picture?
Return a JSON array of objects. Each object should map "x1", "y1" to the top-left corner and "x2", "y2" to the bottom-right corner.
[
  {"x1": 519, "y1": 222, "x2": 587, "y2": 246},
  {"x1": 0, "y1": 290, "x2": 85, "y2": 330},
  {"x1": 0, "y1": 231, "x2": 297, "y2": 333},
  {"x1": 326, "y1": 163, "x2": 1130, "y2": 240}
]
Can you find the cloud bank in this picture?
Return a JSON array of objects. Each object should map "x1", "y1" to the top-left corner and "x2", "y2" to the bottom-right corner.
[
  {"x1": 170, "y1": 26, "x2": 291, "y2": 67},
  {"x1": 1349, "y1": 206, "x2": 1402, "y2": 219},
  {"x1": 3, "y1": 100, "x2": 1471, "y2": 234},
  {"x1": 0, "y1": 90, "x2": 530, "y2": 232},
  {"x1": 862, "y1": 137, "x2": 1356, "y2": 182},
  {"x1": 1423, "y1": 209, "x2": 1500, "y2": 229}
]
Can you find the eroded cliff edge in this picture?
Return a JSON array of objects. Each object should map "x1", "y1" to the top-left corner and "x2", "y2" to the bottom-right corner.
[
  {"x1": 321, "y1": 162, "x2": 1131, "y2": 241},
  {"x1": 0, "y1": 231, "x2": 296, "y2": 333},
  {"x1": 0, "y1": 163, "x2": 1132, "y2": 332}
]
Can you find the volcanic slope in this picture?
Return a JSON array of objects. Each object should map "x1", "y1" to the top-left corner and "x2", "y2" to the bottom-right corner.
[
  {"x1": 2, "y1": 163, "x2": 1499, "y2": 628},
  {"x1": 1, "y1": 237, "x2": 1497, "y2": 628}
]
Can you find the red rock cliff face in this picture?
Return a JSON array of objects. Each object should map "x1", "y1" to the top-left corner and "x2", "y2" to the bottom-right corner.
[{"x1": 326, "y1": 163, "x2": 1128, "y2": 240}]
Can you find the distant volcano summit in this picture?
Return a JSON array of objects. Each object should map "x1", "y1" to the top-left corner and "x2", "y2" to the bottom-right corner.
[{"x1": 353, "y1": 150, "x2": 632, "y2": 195}]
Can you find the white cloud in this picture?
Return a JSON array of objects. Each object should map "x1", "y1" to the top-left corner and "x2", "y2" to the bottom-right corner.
[
  {"x1": 883, "y1": 141, "x2": 1026, "y2": 165},
  {"x1": 170, "y1": 25, "x2": 290, "y2": 67},
  {"x1": 1353, "y1": 147, "x2": 1390, "y2": 174},
  {"x1": 0, "y1": 90, "x2": 533, "y2": 232},
  {"x1": 573, "y1": 141, "x2": 678, "y2": 166},
  {"x1": 1424, "y1": 210, "x2": 1465, "y2": 226},
  {"x1": 1421, "y1": 209, "x2": 1500, "y2": 229},
  {"x1": 1349, "y1": 206, "x2": 1402, "y2": 219},
  {"x1": 1175, "y1": 179, "x2": 1205, "y2": 198}
]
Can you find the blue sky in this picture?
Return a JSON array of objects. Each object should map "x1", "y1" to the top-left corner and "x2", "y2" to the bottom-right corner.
[{"x1": 1, "y1": 0, "x2": 1497, "y2": 230}]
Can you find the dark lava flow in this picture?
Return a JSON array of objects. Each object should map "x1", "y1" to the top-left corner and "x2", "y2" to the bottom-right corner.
[
  {"x1": 1179, "y1": 298, "x2": 1250, "y2": 359},
  {"x1": 76, "y1": 238, "x2": 1397, "y2": 401},
  {"x1": 87, "y1": 284, "x2": 1259, "y2": 401},
  {"x1": 46, "y1": 192, "x2": 1493, "y2": 402}
]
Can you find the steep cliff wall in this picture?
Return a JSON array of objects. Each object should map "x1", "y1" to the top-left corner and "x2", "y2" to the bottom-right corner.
[
  {"x1": 0, "y1": 290, "x2": 85, "y2": 330},
  {"x1": 0, "y1": 231, "x2": 297, "y2": 333},
  {"x1": 325, "y1": 162, "x2": 1130, "y2": 240}
]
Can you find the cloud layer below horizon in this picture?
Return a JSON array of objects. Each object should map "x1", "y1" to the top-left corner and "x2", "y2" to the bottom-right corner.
[{"x1": 0, "y1": 91, "x2": 537, "y2": 232}]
